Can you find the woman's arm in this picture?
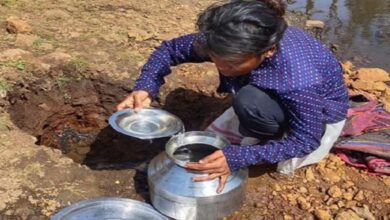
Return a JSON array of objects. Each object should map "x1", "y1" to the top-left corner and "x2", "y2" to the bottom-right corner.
[{"x1": 133, "y1": 33, "x2": 209, "y2": 97}]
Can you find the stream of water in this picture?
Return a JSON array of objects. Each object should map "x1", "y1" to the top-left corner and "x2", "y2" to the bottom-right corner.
[{"x1": 288, "y1": 0, "x2": 390, "y2": 71}]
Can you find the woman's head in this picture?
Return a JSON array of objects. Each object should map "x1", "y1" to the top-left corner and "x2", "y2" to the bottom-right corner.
[{"x1": 197, "y1": 0, "x2": 287, "y2": 76}]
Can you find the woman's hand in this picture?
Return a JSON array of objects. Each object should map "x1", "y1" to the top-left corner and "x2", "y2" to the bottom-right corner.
[
  {"x1": 185, "y1": 150, "x2": 231, "y2": 193},
  {"x1": 116, "y1": 90, "x2": 152, "y2": 110}
]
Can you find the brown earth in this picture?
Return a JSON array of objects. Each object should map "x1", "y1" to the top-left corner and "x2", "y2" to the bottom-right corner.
[
  {"x1": 0, "y1": 0, "x2": 389, "y2": 219},
  {"x1": 342, "y1": 61, "x2": 390, "y2": 112}
]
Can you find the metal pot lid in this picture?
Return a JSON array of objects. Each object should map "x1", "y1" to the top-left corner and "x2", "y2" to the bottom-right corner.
[
  {"x1": 109, "y1": 108, "x2": 184, "y2": 139},
  {"x1": 51, "y1": 197, "x2": 168, "y2": 220}
]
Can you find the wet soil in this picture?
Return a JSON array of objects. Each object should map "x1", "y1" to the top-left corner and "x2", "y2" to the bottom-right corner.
[{"x1": 0, "y1": 0, "x2": 389, "y2": 219}]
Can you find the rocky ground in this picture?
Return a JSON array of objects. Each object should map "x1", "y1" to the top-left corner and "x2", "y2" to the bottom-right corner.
[{"x1": 0, "y1": 0, "x2": 389, "y2": 219}]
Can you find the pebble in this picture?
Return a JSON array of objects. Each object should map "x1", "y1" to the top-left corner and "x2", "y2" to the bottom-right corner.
[
  {"x1": 325, "y1": 198, "x2": 334, "y2": 206},
  {"x1": 305, "y1": 168, "x2": 315, "y2": 181},
  {"x1": 76, "y1": 146, "x2": 90, "y2": 155},
  {"x1": 298, "y1": 187, "x2": 308, "y2": 194},
  {"x1": 297, "y1": 197, "x2": 311, "y2": 210},
  {"x1": 345, "y1": 181, "x2": 355, "y2": 188},
  {"x1": 328, "y1": 155, "x2": 345, "y2": 165},
  {"x1": 328, "y1": 186, "x2": 342, "y2": 198},
  {"x1": 354, "y1": 190, "x2": 364, "y2": 201},
  {"x1": 335, "y1": 209, "x2": 363, "y2": 220},
  {"x1": 314, "y1": 209, "x2": 331, "y2": 220},
  {"x1": 286, "y1": 194, "x2": 299, "y2": 205},
  {"x1": 267, "y1": 202, "x2": 275, "y2": 209},
  {"x1": 322, "y1": 170, "x2": 341, "y2": 183},
  {"x1": 337, "y1": 201, "x2": 345, "y2": 208},
  {"x1": 6, "y1": 16, "x2": 32, "y2": 34},
  {"x1": 323, "y1": 195, "x2": 329, "y2": 201},
  {"x1": 342, "y1": 192, "x2": 354, "y2": 201},
  {"x1": 345, "y1": 201, "x2": 358, "y2": 208},
  {"x1": 352, "y1": 205, "x2": 375, "y2": 220},
  {"x1": 356, "y1": 68, "x2": 390, "y2": 82},
  {"x1": 329, "y1": 204, "x2": 339, "y2": 212},
  {"x1": 272, "y1": 183, "x2": 282, "y2": 192},
  {"x1": 305, "y1": 20, "x2": 325, "y2": 29}
]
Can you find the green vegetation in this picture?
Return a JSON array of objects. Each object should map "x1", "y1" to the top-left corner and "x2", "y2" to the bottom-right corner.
[
  {"x1": 32, "y1": 38, "x2": 45, "y2": 48},
  {"x1": 37, "y1": 30, "x2": 56, "y2": 42},
  {"x1": 55, "y1": 74, "x2": 73, "y2": 100},
  {"x1": 0, "y1": 78, "x2": 13, "y2": 100},
  {"x1": 70, "y1": 55, "x2": 89, "y2": 70},
  {"x1": 0, "y1": 59, "x2": 26, "y2": 71},
  {"x1": 0, "y1": 119, "x2": 9, "y2": 131},
  {"x1": 0, "y1": 0, "x2": 17, "y2": 7},
  {"x1": 15, "y1": 60, "x2": 25, "y2": 70},
  {"x1": 0, "y1": 78, "x2": 13, "y2": 92},
  {"x1": 32, "y1": 37, "x2": 58, "y2": 52},
  {"x1": 56, "y1": 74, "x2": 72, "y2": 89}
]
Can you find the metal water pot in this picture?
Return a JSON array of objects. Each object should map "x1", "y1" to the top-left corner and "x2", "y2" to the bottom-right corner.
[{"x1": 148, "y1": 131, "x2": 248, "y2": 220}]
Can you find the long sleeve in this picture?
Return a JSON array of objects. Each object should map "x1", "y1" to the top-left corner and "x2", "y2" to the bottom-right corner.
[
  {"x1": 133, "y1": 33, "x2": 208, "y2": 97},
  {"x1": 222, "y1": 85, "x2": 326, "y2": 171}
]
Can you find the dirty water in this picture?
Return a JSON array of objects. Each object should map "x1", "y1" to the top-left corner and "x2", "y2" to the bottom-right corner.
[
  {"x1": 288, "y1": 0, "x2": 390, "y2": 71},
  {"x1": 173, "y1": 144, "x2": 219, "y2": 162}
]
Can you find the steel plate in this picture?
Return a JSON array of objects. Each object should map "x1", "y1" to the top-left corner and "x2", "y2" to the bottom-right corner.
[
  {"x1": 109, "y1": 108, "x2": 184, "y2": 139},
  {"x1": 51, "y1": 197, "x2": 168, "y2": 220}
]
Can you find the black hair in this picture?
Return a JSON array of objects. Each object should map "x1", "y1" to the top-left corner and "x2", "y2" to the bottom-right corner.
[
  {"x1": 196, "y1": 0, "x2": 287, "y2": 62},
  {"x1": 231, "y1": 0, "x2": 286, "y2": 17}
]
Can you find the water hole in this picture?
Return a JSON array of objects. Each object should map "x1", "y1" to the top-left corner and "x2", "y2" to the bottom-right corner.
[
  {"x1": 6, "y1": 76, "x2": 167, "y2": 169},
  {"x1": 5, "y1": 74, "x2": 230, "y2": 169}
]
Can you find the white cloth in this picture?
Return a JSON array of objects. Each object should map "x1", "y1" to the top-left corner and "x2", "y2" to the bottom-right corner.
[
  {"x1": 276, "y1": 119, "x2": 346, "y2": 174},
  {"x1": 205, "y1": 107, "x2": 346, "y2": 174}
]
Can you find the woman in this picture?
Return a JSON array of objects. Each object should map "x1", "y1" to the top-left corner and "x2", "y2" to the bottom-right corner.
[{"x1": 117, "y1": 0, "x2": 348, "y2": 193}]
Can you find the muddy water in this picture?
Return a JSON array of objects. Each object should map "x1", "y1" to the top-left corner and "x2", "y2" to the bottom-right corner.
[{"x1": 288, "y1": 0, "x2": 390, "y2": 71}]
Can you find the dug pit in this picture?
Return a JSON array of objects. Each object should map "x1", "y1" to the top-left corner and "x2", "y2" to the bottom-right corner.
[
  {"x1": 6, "y1": 72, "x2": 230, "y2": 169},
  {"x1": 6, "y1": 74, "x2": 167, "y2": 169}
]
